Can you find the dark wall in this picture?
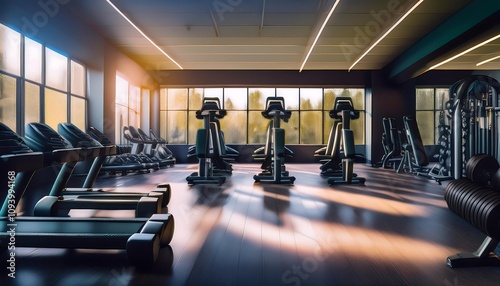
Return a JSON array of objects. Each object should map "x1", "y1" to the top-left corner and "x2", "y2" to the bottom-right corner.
[
  {"x1": 369, "y1": 72, "x2": 416, "y2": 164},
  {"x1": 153, "y1": 70, "x2": 370, "y2": 87}
]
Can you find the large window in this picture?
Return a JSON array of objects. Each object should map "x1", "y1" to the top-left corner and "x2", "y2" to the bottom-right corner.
[
  {"x1": 160, "y1": 87, "x2": 366, "y2": 145},
  {"x1": 416, "y1": 88, "x2": 450, "y2": 145},
  {"x1": 115, "y1": 75, "x2": 141, "y2": 144},
  {"x1": 0, "y1": 23, "x2": 87, "y2": 134}
]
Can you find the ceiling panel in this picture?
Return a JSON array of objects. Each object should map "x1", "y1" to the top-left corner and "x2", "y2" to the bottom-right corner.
[{"x1": 63, "y1": 0, "x2": 500, "y2": 73}]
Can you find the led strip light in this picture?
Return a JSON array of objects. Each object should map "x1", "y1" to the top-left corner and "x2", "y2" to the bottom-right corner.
[
  {"x1": 106, "y1": 0, "x2": 183, "y2": 69},
  {"x1": 476, "y1": 54, "x2": 500, "y2": 66},
  {"x1": 428, "y1": 33, "x2": 500, "y2": 70},
  {"x1": 348, "y1": 0, "x2": 424, "y2": 72},
  {"x1": 299, "y1": 0, "x2": 341, "y2": 72}
]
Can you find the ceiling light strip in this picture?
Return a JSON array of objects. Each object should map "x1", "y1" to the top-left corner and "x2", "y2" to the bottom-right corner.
[
  {"x1": 428, "y1": 33, "x2": 500, "y2": 70},
  {"x1": 259, "y1": 0, "x2": 266, "y2": 35},
  {"x1": 299, "y1": 0, "x2": 341, "y2": 72},
  {"x1": 105, "y1": 0, "x2": 183, "y2": 69},
  {"x1": 476, "y1": 54, "x2": 500, "y2": 66},
  {"x1": 209, "y1": 9, "x2": 221, "y2": 37},
  {"x1": 348, "y1": 0, "x2": 424, "y2": 72}
]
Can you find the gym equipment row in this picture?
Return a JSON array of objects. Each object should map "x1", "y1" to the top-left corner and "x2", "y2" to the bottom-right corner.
[
  {"x1": 444, "y1": 154, "x2": 500, "y2": 267},
  {"x1": 378, "y1": 117, "x2": 403, "y2": 169},
  {"x1": 316, "y1": 97, "x2": 365, "y2": 185},
  {"x1": 56, "y1": 122, "x2": 171, "y2": 214},
  {"x1": 376, "y1": 75, "x2": 500, "y2": 184},
  {"x1": 186, "y1": 97, "x2": 234, "y2": 185},
  {"x1": 124, "y1": 125, "x2": 176, "y2": 168},
  {"x1": 0, "y1": 122, "x2": 175, "y2": 268},
  {"x1": 88, "y1": 127, "x2": 162, "y2": 175},
  {"x1": 183, "y1": 96, "x2": 367, "y2": 186},
  {"x1": 23, "y1": 122, "x2": 164, "y2": 217},
  {"x1": 377, "y1": 116, "x2": 449, "y2": 182},
  {"x1": 253, "y1": 97, "x2": 296, "y2": 184}
]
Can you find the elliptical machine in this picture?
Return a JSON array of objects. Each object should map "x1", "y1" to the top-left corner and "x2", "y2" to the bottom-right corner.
[
  {"x1": 253, "y1": 97, "x2": 295, "y2": 184},
  {"x1": 324, "y1": 97, "x2": 365, "y2": 185},
  {"x1": 186, "y1": 97, "x2": 228, "y2": 185}
]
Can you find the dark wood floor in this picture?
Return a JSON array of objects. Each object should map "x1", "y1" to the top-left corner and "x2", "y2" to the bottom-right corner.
[{"x1": 3, "y1": 163, "x2": 500, "y2": 286}]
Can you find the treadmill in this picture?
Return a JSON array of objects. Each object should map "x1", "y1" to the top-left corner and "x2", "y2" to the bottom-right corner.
[
  {"x1": 24, "y1": 123, "x2": 168, "y2": 217},
  {"x1": 86, "y1": 126, "x2": 159, "y2": 175},
  {"x1": 0, "y1": 122, "x2": 175, "y2": 267},
  {"x1": 57, "y1": 122, "x2": 171, "y2": 206}
]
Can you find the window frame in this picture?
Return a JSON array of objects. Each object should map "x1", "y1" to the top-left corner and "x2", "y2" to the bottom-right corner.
[
  {"x1": 0, "y1": 23, "x2": 88, "y2": 134},
  {"x1": 160, "y1": 87, "x2": 366, "y2": 146}
]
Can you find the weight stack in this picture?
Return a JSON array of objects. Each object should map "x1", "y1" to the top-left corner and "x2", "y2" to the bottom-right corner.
[{"x1": 445, "y1": 179, "x2": 500, "y2": 240}]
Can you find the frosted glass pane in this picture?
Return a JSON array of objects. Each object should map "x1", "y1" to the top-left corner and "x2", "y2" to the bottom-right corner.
[
  {"x1": 129, "y1": 85, "x2": 141, "y2": 128},
  {"x1": 45, "y1": 48, "x2": 67, "y2": 91},
  {"x1": 416, "y1": 111, "x2": 434, "y2": 146},
  {"x1": 44, "y1": 88, "x2": 67, "y2": 130},
  {"x1": 129, "y1": 110, "x2": 138, "y2": 128},
  {"x1": 167, "y1": 111, "x2": 187, "y2": 144},
  {"x1": 224, "y1": 88, "x2": 247, "y2": 110},
  {"x1": 129, "y1": 86, "x2": 140, "y2": 128},
  {"x1": 277, "y1": 88, "x2": 299, "y2": 110},
  {"x1": 324, "y1": 89, "x2": 336, "y2": 110},
  {"x1": 248, "y1": 111, "x2": 268, "y2": 144},
  {"x1": 348, "y1": 88, "x2": 365, "y2": 110},
  {"x1": 167, "y1": 88, "x2": 187, "y2": 110},
  {"x1": 71, "y1": 61, "x2": 85, "y2": 96},
  {"x1": 204, "y1": 88, "x2": 223, "y2": 107},
  {"x1": 300, "y1": 88, "x2": 322, "y2": 110},
  {"x1": 160, "y1": 110, "x2": 167, "y2": 139},
  {"x1": 219, "y1": 111, "x2": 246, "y2": 144},
  {"x1": 435, "y1": 88, "x2": 449, "y2": 110},
  {"x1": 116, "y1": 75, "x2": 128, "y2": 106},
  {"x1": 188, "y1": 88, "x2": 203, "y2": 110},
  {"x1": 300, "y1": 111, "x2": 322, "y2": 143},
  {"x1": 188, "y1": 111, "x2": 203, "y2": 144},
  {"x1": 351, "y1": 112, "x2": 365, "y2": 145},
  {"x1": 129, "y1": 85, "x2": 139, "y2": 112},
  {"x1": 25, "y1": 37, "x2": 42, "y2": 83},
  {"x1": 25, "y1": 82, "x2": 40, "y2": 124},
  {"x1": 282, "y1": 112, "x2": 299, "y2": 144},
  {"x1": 71, "y1": 96, "x2": 86, "y2": 131},
  {"x1": 0, "y1": 74, "x2": 17, "y2": 130},
  {"x1": 249, "y1": 88, "x2": 274, "y2": 110},
  {"x1": 416, "y1": 88, "x2": 434, "y2": 110},
  {"x1": 0, "y1": 24, "x2": 21, "y2": 76}
]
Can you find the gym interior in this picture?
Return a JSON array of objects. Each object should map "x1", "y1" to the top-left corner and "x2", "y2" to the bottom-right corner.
[{"x1": 1, "y1": 0, "x2": 500, "y2": 285}]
